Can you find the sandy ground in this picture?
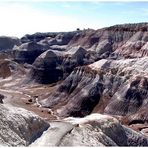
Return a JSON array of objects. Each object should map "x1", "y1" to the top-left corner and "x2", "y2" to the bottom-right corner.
[{"x1": 0, "y1": 75, "x2": 58, "y2": 121}]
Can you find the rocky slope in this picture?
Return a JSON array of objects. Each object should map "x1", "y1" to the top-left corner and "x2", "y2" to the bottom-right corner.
[
  {"x1": 38, "y1": 57, "x2": 148, "y2": 123},
  {"x1": 0, "y1": 22, "x2": 148, "y2": 146},
  {"x1": 12, "y1": 23, "x2": 148, "y2": 84},
  {"x1": 0, "y1": 104, "x2": 49, "y2": 146},
  {"x1": 67, "y1": 23, "x2": 148, "y2": 58},
  {"x1": 28, "y1": 47, "x2": 99, "y2": 84},
  {"x1": 31, "y1": 114, "x2": 148, "y2": 146},
  {"x1": 1, "y1": 106, "x2": 148, "y2": 146}
]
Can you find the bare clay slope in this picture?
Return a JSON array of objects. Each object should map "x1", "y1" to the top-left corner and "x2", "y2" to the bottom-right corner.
[
  {"x1": 25, "y1": 23, "x2": 148, "y2": 84},
  {"x1": 39, "y1": 57, "x2": 148, "y2": 117},
  {"x1": 1, "y1": 105, "x2": 148, "y2": 146},
  {"x1": 0, "y1": 23, "x2": 148, "y2": 146},
  {"x1": 20, "y1": 23, "x2": 148, "y2": 130}
]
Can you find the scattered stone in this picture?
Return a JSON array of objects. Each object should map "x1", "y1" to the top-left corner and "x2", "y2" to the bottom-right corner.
[
  {"x1": 0, "y1": 94, "x2": 4, "y2": 103},
  {"x1": 28, "y1": 98, "x2": 33, "y2": 103}
]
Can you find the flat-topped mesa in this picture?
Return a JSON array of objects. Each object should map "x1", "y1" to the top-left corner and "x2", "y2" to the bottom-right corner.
[
  {"x1": 67, "y1": 23, "x2": 148, "y2": 58},
  {"x1": 1, "y1": 23, "x2": 148, "y2": 147},
  {"x1": 103, "y1": 23, "x2": 148, "y2": 58},
  {"x1": 14, "y1": 23, "x2": 147, "y2": 86},
  {"x1": 106, "y1": 23, "x2": 148, "y2": 31}
]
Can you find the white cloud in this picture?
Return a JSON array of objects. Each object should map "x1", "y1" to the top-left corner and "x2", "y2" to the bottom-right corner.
[
  {"x1": 0, "y1": 3, "x2": 90, "y2": 37},
  {"x1": 0, "y1": 1, "x2": 110, "y2": 37}
]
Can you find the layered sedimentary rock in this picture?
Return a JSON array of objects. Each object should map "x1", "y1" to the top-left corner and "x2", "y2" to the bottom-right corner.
[
  {"x1": 13, "y1": 23, "x2": 148, "y2": 66},
  {"x1": 28, "y1": 47, "x2": 100, "y2": 84},
  {"x1": 9, "y1": 23, "x2": 148, "y2": 135},
  {"x1": 0, "y1": 59, "x2": 11, "y2": 78},
  {"x1": 0, "y1": 104, "x2": 49, "y2": 146},
  {"x1": 28, "y1": 50, "x2": 63, "y2": 84},
  {"x1": 15, "y1": 23, "x2": 147, "y2": 85},
  {"x1": 1, "y1": 106, "x2": 148, "y2": 147},
  {"x1": 31, "y1": 114, "x2": 148, "y2": 146},
  {"x1": 21, "y1": 31, "x2": 78, "y2": 43},
  {"x1": 13, "y1": 42, "x2": 48, "y2": 64},
  {"x1": 67, "y1": 23, "x2": 148, "y2": 58},
  {"x1": 39, "y1": 66, "x2": 105, "y2": 117},
  {"x1": 14, "y1": 31, "x2": 79, "y2": 64},
  {"x1": 38, "y1": 57, "x2": 148, "y2": 124},
  {"x1": 0, "y1": 23, "x2": 148, "y2": 146}
]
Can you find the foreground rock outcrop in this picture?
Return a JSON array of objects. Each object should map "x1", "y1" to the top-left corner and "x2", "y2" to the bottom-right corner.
[
  {"x1": 31, "y1": 114, "x2": 148, "y2": 146},
  {"x1": 1, "y1": 105, "x2": 148, "y2": 146},
  {"x1": 0, "y1": 104, "x2": 49, "y2": 146}
]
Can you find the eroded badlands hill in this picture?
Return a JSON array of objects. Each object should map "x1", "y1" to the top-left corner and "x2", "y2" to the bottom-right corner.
[{"x1": 0, "y1": 22, "x2": 148, "y2": 146}]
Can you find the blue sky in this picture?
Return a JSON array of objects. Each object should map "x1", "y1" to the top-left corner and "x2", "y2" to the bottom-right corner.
[{"x1": 0, "y1": 1, "x2": 148, "y2": 37}]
